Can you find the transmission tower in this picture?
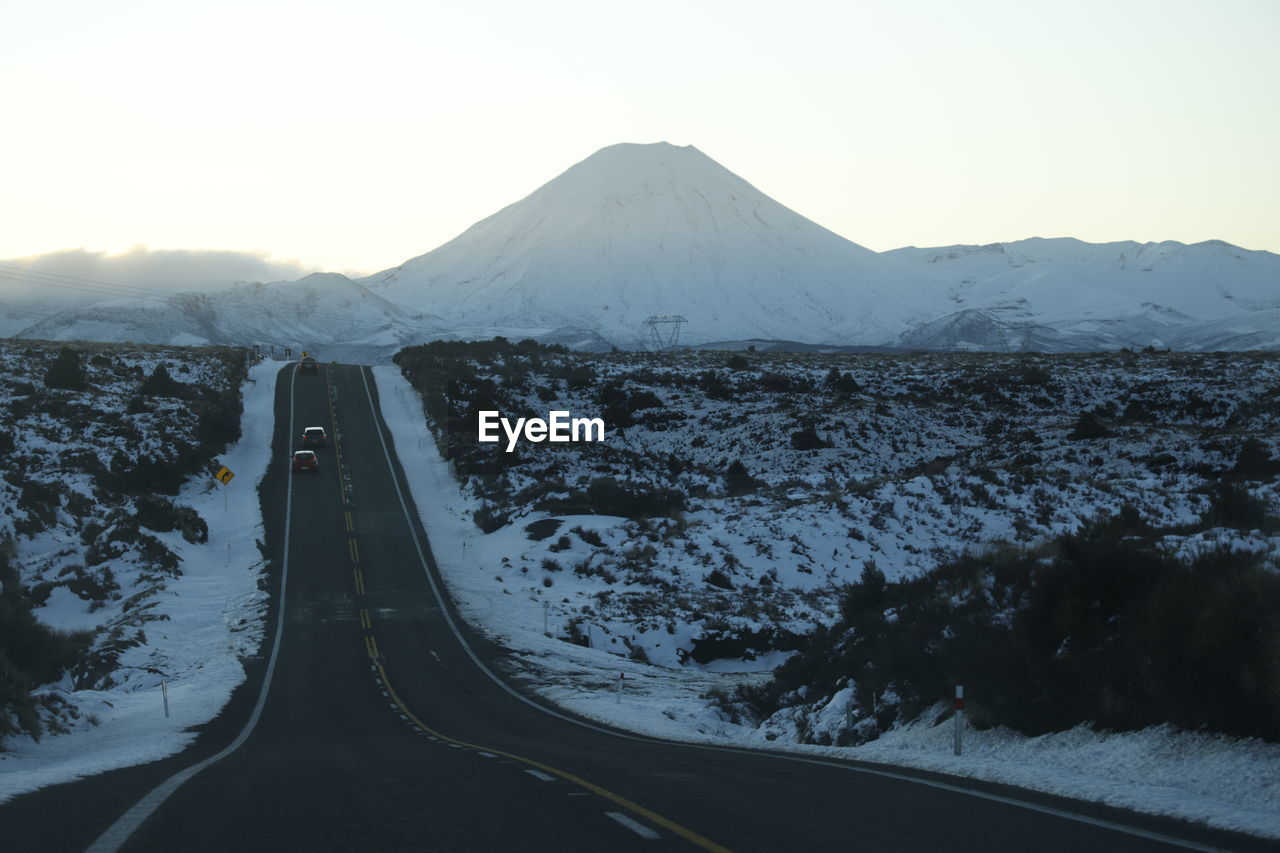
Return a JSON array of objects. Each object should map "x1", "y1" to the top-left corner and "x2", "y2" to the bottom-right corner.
[
  {"x1": 643, "y1": 314, "x2": 688, "y2": 352},
  {"x1": 1006, "y1": 322, "x2": 1036, "y2": 352}
]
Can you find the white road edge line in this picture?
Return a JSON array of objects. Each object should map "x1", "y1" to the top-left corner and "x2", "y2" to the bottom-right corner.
[
  {"x1": 357, "y1": 366, "x2": 1233, "y2": 853},
  {"x1": 86, "y1": 363, "x2": 301, "y2": 853},
  {"x1": 605, "y1": 812, "x2": 661, "y2": 840},
  {"x1": 524, "y1": 770, "x2": 555, "y2": 782}
]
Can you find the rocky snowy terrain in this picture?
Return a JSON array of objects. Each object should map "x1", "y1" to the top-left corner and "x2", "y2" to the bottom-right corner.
[
  {"x1": 380, "y1": 341, "x2": 1280, "y2": 838},
  {"x1": 0, "y1": 341, "x2": 269, "y2": 756},
  {"x1": 394, "y1": 340, "x2": 1280, "y2": 677}
]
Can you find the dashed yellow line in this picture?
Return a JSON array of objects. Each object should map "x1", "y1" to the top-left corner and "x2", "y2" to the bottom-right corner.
[
  {"x1": 359, "y1": 608, "x2": 371, "y2": 630},
  {"x1": 348, "y1": 538, "x2": 360, "y2": 564},
  {"x1": 370, "y1": 659, "x2": 730, "y2": 853},
  {"x1": 364, "y1": 635, "x2": 378, "y2": 659},
  {"x1": 353, "y1": 568, "x2": 365, "y2": 596},
  {"x1": 344, "y1": 511, "x2": 353, "y2": 532}
]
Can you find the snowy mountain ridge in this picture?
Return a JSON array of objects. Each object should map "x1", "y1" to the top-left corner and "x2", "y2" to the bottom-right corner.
[
  {"x1": 7, "y1": 142, "x2": 1279, "y2": 353},
  {"x1": 12, "y1": 273, "x2": 447, "y2": 361}
]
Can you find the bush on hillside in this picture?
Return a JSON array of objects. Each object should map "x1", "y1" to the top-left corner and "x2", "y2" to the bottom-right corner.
[
  {"x1": 744, "y1": 512, "x2": 1280, "y2": 743},
  {"x1": 138, "y1": 363, "x2": 188, "y2": 398},
  {"x1": 1068, "y1": 410, "x2": 1111, "y2": 440},
  {"x1": 1234, "y1": 437, "x2": 1280, "y2": 479},
  {"x1": 724, "y1": 460, "x2": 757, "y2": 495},
  {"x1": 538, "y1": 478, "x2": 685, "y2": 520},
  {"x1": 0, "y1": 549, "x2": 92, "y2": 745},
  {"x1": 44, "y1": 347, "x2": 87, "y2": 392}
]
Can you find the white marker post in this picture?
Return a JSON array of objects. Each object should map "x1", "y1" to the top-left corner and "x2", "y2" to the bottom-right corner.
[
  {"x1": 162, "y1": 680, "x2": 170, "y2": 719},
  {"x1": 543, "y1": 600, "x2": 549, "y2": 636},
  {"x1": 953, "y1": 685, "x2": 964, "y2": 756},
  {"x1": 616, "y1": 672, "x2": 625, "y2": 704}
]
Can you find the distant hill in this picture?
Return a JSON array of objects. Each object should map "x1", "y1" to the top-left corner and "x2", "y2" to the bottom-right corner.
[
  {"x1": 9, "y1": 143, "x2": 1279, "y2": 354},
  {"x1": 14, "y1": 273, "x2": 445, "y2": 360}
]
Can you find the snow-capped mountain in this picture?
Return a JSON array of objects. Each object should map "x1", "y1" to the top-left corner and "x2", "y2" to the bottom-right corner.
[
  {"x1": 889, "y1": 238, "x2": 1280, "y2": 351},
  {"x1": 362, "y1": 144, "x2": 1279, "y2": 351},
  {"x1": 362, "y1": 142, "x2": 934, "y2": 347},
  {"x1": 15, "y1": 273, "x2": 445, "y2": 360},
  {"x1": 6, "y1": 143, "x2": 1278, "y2": 353}
]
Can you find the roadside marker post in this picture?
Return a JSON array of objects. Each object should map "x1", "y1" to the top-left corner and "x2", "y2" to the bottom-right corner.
[
  {"x1": 954, "y1": 685, "x2": 964, "y2": 756},
  {"x1": 616, "y1": 673, "x2": 625, "y2": 704},
  {"x1": 162, "y1": 681, "x2": 170, "y2": 719},
  {"x1": 543, "y1": 600, "x2": 549, "y2": 635}
]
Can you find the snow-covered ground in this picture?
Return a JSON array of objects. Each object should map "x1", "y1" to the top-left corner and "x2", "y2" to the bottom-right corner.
[
  {"x1": 3, "y1": 356, "x2": 1275, "y2": 840},
  {"x1": 0, "y1": 358, "x2": 278, "y2": 803},
  {"x1": 373, "y1": 364, "x2": 1280, "y2": 841}
]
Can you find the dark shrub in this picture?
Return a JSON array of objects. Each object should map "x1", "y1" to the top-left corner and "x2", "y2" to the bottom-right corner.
[
  {"x1": 1200, "y1": 480, "x2": 1272, "y2": 530},
  {"x1": 725, "y1": 460, "x2": 756, "y2": 495},
  {"x1": 524, "y1": 518, "x2": 563, "y2": 541},
  {"x1": 791, "y1": 427, "x2": 831, "y2": 451},
  {"x1": 832, "y1": 372, "x2": 859, "y2": 395},
  {"x1": 744, "y1": 513, "x2": 1280, "y2": 744},
  {"x1": 1068, "y1": 411, "x2": 1111, "y2": 440},
  {"x1": 1234, "y1": 437, "x2": 1279, "y2": 479},
  {"x1": 1020, "y1": 364, "x2": 1052, "y2": 385},
  {"x1": 705, "y1": 569, "x2": 733, "y2": 589},
  {"x1": 539, "y1": 478, "x2": 684, "y2": 519},
  {"x1": 138, "y1": 364, "x2": 188, "y2": 398},
  {"x1": 195, "y1": 390, "x2": 243, "y2": 452},
  {"x1": 474, "y1": 504, "x2": 510, "y2": 533},
  {"x1": 134, "y1": 495, "x2": 209, "y2": 544},
  {"x1": 44, "y1": 347, "x2": 87, "y2": 391},
  {"x1": 572, "y1": 526, "x2": 604, "y2": 547},
  {"x1": 0, "y1": 550, "x2": 92, "y2": 743}
]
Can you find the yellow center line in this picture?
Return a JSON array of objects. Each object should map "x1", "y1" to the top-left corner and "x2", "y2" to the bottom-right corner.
[
  {"x1": 364, "y1": 636, "x2": 376, "y2": 659},
  {"x1": 359, "y1": 608, "x2": 371, "y2": 630},
  {"x1": 371, "y1": 658, "x2": 731, "y2": 853},
  {"x1": 344, "y1": 511, "x2": 353, "y2": 532},
  {"x1": 327, "y1": 366, "x2": 348, "y2": 506},
  {"x1": 349, "y1": 538, "x2": 360, "y2": 564},
  {"x1": 354, "y1": 568, "x2": 365, "y2": 596}
]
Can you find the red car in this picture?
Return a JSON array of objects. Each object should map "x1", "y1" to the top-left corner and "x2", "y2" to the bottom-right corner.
[{"x1": 291, "y1": 450, "x2": 319, "y2": 473}]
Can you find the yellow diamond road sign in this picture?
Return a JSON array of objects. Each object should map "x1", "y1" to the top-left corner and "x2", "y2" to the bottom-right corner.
[{"x1": 214, "y1": 466, "x2": 235, "y2": 486}]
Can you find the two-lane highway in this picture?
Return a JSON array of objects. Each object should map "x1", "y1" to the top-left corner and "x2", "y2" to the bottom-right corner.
[{"x1": 2, "y1": 363, "x2": 1267, "y2": 851}]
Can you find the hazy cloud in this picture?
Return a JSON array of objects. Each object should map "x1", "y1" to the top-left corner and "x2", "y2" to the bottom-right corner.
[{"x1": 1, "y1": 244, "x2": 318, "y2": 296}]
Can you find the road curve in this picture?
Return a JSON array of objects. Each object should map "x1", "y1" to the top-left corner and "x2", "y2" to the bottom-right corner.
[{"x1": 1, "y1": 363, "x2": 1266, "y2": 852}]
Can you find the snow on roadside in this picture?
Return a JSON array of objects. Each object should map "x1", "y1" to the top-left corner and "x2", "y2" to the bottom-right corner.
[
  {"x1": 373, "y1": 364, "x2": 1280, "y2": 842},
  {"x1": 0, "y1": 359, "x2": 280, "y2": 803}
]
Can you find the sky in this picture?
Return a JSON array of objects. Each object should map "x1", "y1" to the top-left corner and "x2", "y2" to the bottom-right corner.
[{"x1": 2, "y1": 0, "x2": 1278, "y2": 280}]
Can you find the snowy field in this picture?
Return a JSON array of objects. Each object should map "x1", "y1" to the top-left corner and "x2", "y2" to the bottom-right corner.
[
  {"x1": 3, "y1": 355, "x2": 1275, "y2": 841},
  {"x1": 0, "y1": 357, "x2": 277, "y2": 803},
  {"x1": 374, "y1": 363, "x2": 1280, "y2": 841}
]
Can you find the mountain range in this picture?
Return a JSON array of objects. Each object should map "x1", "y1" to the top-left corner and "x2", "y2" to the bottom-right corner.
[{"x1": 5, "y1": 142, "x2": 1278, "y2": 355}]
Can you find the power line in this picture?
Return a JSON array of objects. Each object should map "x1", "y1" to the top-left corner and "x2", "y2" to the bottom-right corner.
[{"x1": 0, "y1": 263, "x2": 172, "y2": 299}]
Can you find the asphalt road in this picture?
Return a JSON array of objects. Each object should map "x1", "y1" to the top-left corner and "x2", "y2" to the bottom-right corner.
[{"x1": 1, "y1": 363, "x2": 1269, "y2": 852}]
